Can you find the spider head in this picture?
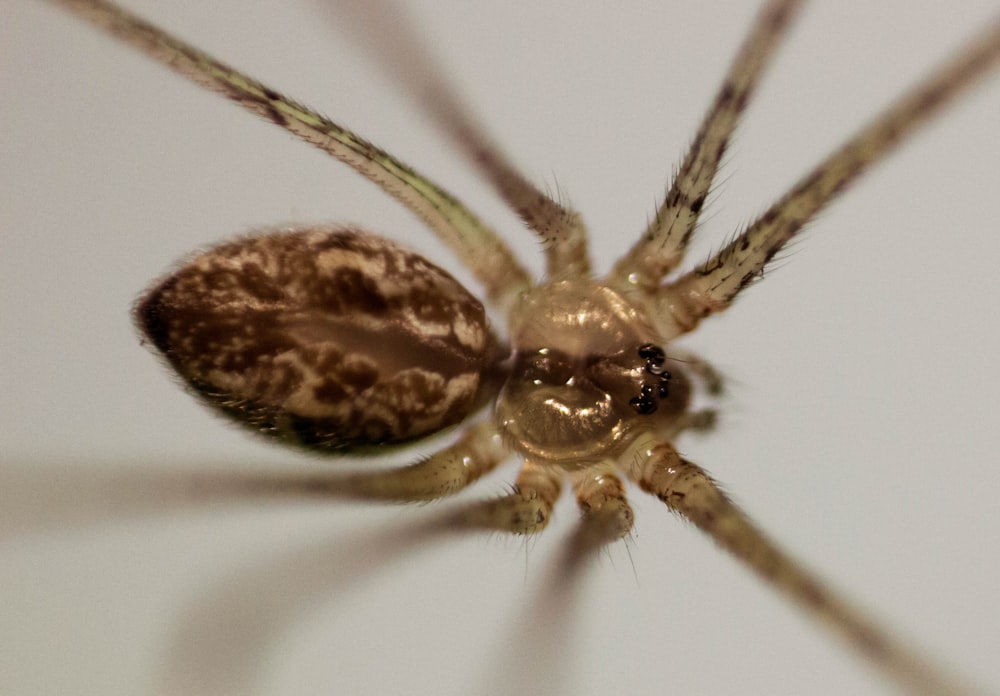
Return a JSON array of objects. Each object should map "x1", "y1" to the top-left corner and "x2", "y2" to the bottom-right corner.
[{"x1": 496, "y1": 282, "x2": 690, "y2": 466}]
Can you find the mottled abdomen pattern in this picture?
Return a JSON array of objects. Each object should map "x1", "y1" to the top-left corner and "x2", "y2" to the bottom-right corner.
[{"x1": 137, "y1": 227, "x2": 501, "y2": 451}]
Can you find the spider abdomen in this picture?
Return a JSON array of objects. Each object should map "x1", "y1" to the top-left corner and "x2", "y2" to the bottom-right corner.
[{"x1": 136, "y1": 226, "x2": 501, "y2": 451}]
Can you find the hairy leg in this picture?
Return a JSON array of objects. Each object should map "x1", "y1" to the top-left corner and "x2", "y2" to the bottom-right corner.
[
  {"x1": 327, "y1": 0, "x2": 590, "y2": 280},
  {"x1": 626, "y1": 439, "x2": 974, "y2": 696},
  {"x1": 319, "y1": 421, "x2": 509, "y2": 502},
  {"x1": 609, "y1": 0, "x2": 803, "y2": 291},
  {"x1": 569, "y1": 465, "x2": 635, "y2": 554},
  {"x1": 655, "y1": 18, "x2": 1000, "y2": 340},
  {"x1": 447, "y1": 460, "x2": 563, "y2": 535},
  {"x1": 51, "y1": 0, "x2": 534, "y2": 307}
]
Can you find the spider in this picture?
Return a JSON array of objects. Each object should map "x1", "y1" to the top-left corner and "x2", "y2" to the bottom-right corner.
[{"x1": 3, "y1": 2, "x2": 999, "y2": 695}]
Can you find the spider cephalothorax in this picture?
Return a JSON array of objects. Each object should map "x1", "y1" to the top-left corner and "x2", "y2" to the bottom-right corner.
[
  {"x1": 497, "y1": 281, "x2": 690, "y2": 466},
  {"x1": 55, "y1": 0, "x2": 1000, "y2": 693}
]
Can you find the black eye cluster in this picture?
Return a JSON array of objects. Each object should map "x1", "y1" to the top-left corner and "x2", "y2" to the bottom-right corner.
[{"x1": 629, "y1": 344, "x2": 672, "y2": 415}]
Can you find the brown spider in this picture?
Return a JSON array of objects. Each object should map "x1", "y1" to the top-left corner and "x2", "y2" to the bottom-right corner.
[{"x1": 1, "y1": 1, "x2": 1000, "y2": 696}]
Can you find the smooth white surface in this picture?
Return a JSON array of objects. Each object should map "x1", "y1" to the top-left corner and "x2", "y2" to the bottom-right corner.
[{"x1": 2, "y1": 2, "x2": 999, "y2": 695}]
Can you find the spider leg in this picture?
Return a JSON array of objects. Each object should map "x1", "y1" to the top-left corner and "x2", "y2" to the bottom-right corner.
[
  {"x1": 314, "y1": 421, "x2": 509, "y2": 502},
  {"x1": 626, "y1": 439, "x2": 976, "y2": 696},
  {"x1": 447, "y1": 460, "x2": 563, "y2": 535},
  {"x1": 609, "y1": 0, "x2": 803, "y2": 292},
  {"x1": 654, "y1": 18, "x2": 1000, "y2": 340},
  {"x1": 326, "y1": 0, "x2": 590, "y2": 281},
  {"x1": 51, "y1": 0, "x2": 532, "y2": 308},
  {"x1": 568, "y1": 465, "x2": 635, "y2": 553}
]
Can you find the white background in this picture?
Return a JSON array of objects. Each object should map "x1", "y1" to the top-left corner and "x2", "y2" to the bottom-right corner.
[{"x1": 3, "y1": 2, "x2": 999, "y2": 695}]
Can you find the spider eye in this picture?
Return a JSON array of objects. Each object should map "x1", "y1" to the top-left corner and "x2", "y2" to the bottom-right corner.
[
  {"x1": 638, "y1": 343, "x2": 666, "y2": 364},
  {"x1": 631, "y1": 343, "x2": 672, "y2": 413},
  {"x1": 585, "y1": 343, "x2": 674, "y2": 417},
  {"x1": 136, "y1": 227, "x2": 501, "y2": 451}
]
